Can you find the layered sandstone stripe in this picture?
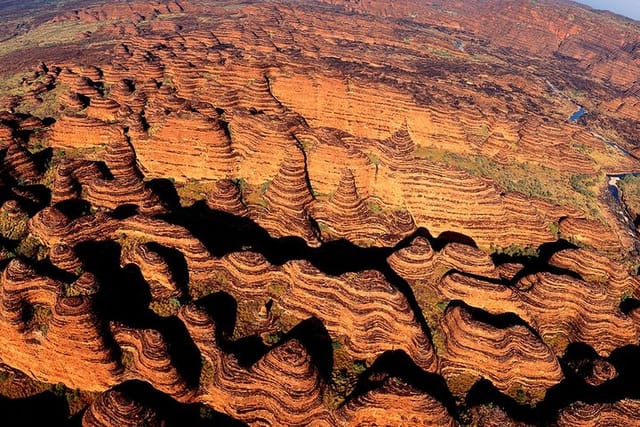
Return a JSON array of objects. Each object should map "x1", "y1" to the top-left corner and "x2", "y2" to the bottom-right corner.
[
  {"x1": 387, "y1": 235, "x2": 498, "y2": 283},
  {"x1": 257, "y1": 145, "x2": 320, "y2": 246},
  {"x1": 333, "y1": 378, "x2": 458, "y2": 427},
  {"x1": 310, "y1": 168, "x2": 415, "y2": 246},
  {"x1": 197, "y1": 250, "x2": 437, "y2": 372},
  {"x1": 82, "y1": 387, "x2": 162, "y2": 427},
  {"x1": 3, "y1": 141, "x2": 40, "y2": 183},
  {"x1": 121, "y1": 242, "x2": 183, "y2": 300},
  {"x1": 110, "y1": 323, "x2": 195, "y2": 401},
  {"x1": 434, "y1": 271, "x2": 637, "y2": 357},
  {"x1": 438, "y1": 305, "x2": 563, "y2": 400},
  {"x1": 84, "y1": 135, "x2": 165, "y2": 214},
  {"x1": 0, "y1": 0, "x2": 639, "y2": 423},
  {"x1": 558, "y1": 400, "x2": 640, "y2": 427},
  {"x1": 49, "y1": 114, "x2": 119, "y2": 149},
  {"x1": 549, "y1": 248, "x2": 640, "y2": 297},
  {"x1": 179, "y1": 305, "x2": 330, "y2": 426},
  {"x1": 206, "y1": 179, "x2": 248, "y2": 216},
  {"x1": 135, "y1": 113, "x2": 238, "y2": 182},
  {"x1": 0, "y1": 259, "x2": 121, "y2": 391},
  {"x1": 49, "y1": 243, "x2": 83, "y2": 273}
]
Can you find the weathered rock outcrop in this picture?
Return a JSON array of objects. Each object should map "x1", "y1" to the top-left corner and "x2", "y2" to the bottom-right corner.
[
  {"x1": 0, "y1": 260, "x2": 121, "y2": 391},
  {"x1": 0, "y1": 0, "x2": 638, "y2": 424},
  {"x1": 82, "y1": 387, "x2": 162, "y2": 427},
  {"x1": 334, "y1": 378, "x2": 458, "y2": 426},
  {"x1": 558, "y1": 400, "x2": 640, "y2": 427},
  {"x1": 439, "y1": 305, "x2": 563, "y2": 401},
  {"x1": 179, "y1": 304, "x2": 329, "y2": 425}
]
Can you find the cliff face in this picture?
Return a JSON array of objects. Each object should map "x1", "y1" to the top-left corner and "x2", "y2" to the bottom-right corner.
[{"x1": 0, "y1": 0, "x2": 639, "y2": 425}]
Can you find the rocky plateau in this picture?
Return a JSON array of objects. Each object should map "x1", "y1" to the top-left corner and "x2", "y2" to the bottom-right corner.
[{"x1": 0, "y1": 0, "x2": 639, "y2": 425}]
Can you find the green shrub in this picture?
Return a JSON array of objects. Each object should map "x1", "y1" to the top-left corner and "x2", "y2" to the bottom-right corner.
[
  {"x1": 16, "y1": 235, "x2": 48, "y2": 260},
  {"x1": 0, "y1": 211, "x2": 29, "y2": 241},
  {"x1": 547, "y1": 222, "x2": 559, "y2": 239},
  {"x1": 570, "y1": 174, "x2": 596, "y2": 197},
  {"x1": 25, "y1": 304, "x2": 52, "y2": 335},
  {"x1": 263, "y1": 332, "x2": 281, "y2": 345},
  {"x1": 149, "y1": 299, "x2": 180, "y2": 317},
  {"x1": 491, "y1": 243, "x2": 539, "y2": 258}
]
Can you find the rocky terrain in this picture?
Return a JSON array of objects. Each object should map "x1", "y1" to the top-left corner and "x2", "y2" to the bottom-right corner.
[{"x1": 0, "y1": 0, "x2": 639, "y2": 425}]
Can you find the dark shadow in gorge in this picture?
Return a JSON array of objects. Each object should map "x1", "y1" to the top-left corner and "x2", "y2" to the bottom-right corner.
[
  {"x1": 94, "y1": 193, "x2": 639, "y2": 420},
  {"x1": 0, "y1": 181, "x2": 51, "y2": 216},
  {"x1": 30, "y1": 257, "x2": 78, "y2": 284},
  {"x1": 492, "y1": 239, "x2": 583, "y2": 285},
  {"x1": 0, "y1": 391, "x2": 69, "y2": 427},
  {"x1": 109, "y1": 203, "x2": 140, "y2": 219},
  {"x1": 160, "y1": 202, "x2": 437, "y2": 363},
  {"x1": 74, "y1": 240, "x2": 201, "y2": 389},
  {"x1": 30, "y1": 146, "x2": 53, "y2": 175},
  {"x1": 465, "y1": 343, "x2": 640, "y2": 425},
  {"x1": 279, "y1": 316, "x2": 333, "y2": 381},
  {"x1": 195, "y1": 291, "x2": 269, "y2": 368},
  {"x1": 196, "y1": 291, "x2": 237, "y2": 339},
  {"x1": 197, "y1": 294, "x2": 334, "y2": 378},
  {"x1": 75, "y1": 240, "x2": 150, "y2": 323},
  {"x1": 433, "y1": 230, "x2": 478, "y2": 250},
  {"x1": 447, "y1": 300, "x2": 539, "y2": 336},
  {"x1": 147, "y1": 178, "x2": 181, "y2": 211},
  {"x1": 156, "y1": 203, "x2": 457, "y2": 392},
  {"x1": 158, "y1": 203, "x2": 627, "y2": 415},
  {"x1": 620, "y1": 297, "x2": 640, "y2": 314},
  {"x1": 54, "y1": 199, "x2": 91, "y2": 220}
]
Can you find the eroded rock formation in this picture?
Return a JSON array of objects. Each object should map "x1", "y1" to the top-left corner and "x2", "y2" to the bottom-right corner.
[{"x1": 0, "y1": 0, "x2": 638, "y2": 425}]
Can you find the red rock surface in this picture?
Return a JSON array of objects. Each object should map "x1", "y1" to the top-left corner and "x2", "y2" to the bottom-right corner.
[{"x1": 0, "y1": 0, "x2": 638, "y2": 425}]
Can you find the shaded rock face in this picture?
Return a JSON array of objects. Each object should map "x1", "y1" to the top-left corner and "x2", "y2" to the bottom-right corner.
[{"x1": 0, "y1": 0, "x2": 638, "y2": 425}]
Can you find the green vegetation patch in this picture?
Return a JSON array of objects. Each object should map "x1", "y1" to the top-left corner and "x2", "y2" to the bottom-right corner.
[
  {"x1": 14, "y1": 83, "x2": 67, "y2": 119},
  {"x1": 24, "y1": 303, "x2": 52, "y2": 335},
  {"x1": 430, "y1": 48, "x2": 452, "y2": 57},
  {"x1": 64, "y1": 281, "x2": 94, "y2": 298},
  {"x1": 447, "y1": 372, "x2": 478, "y2": 398},
  {"x1": 258, "y1": 179, "x2": 271, "y2": 197},
  {"x1": 0, "y1": 72, "x2": 33, "y2": 98},
  {"x1": 0, "y1": 21, "x2": 102, "y2": 56},
  {"x1": 507, "y1": 382, "x2": 547, "y2": 405},
  {"x1": 324, "y1": 336, "x2": 371, "y2": 409},
  {"x1": 231, "y1": 298, "x2": 268, "y2": 339},
  {"x1": 189, "y1": 280, "x2": 217, "y2": 300},
  {"x1": 175, "y1": 179, "x2": 215, "y2": 206},
  {"x1": 570, "y1": 173, "x2": 597, "y2": 197},
  {"x1": 15, "y1": 234, "x2": 48, "y2": 261},
  {"x1": 410, "y1": 281, "x2": 448, "y2": 352},
  {"x1": 490, "y1": 243, "x2": 540, "y2": 258},
  {"x1": 242, "y1": 180, "x2": 268, "y2": 208},
  {"x1": 414, "y1": 146, "x2": 605, "y2": 219},
  {"x1": 115, "y1": 233, "x2": 151, "y2": 255},
  {"x1": 619, "y1": 175, "x2": 640, "y2": 218},
  {"x1": 0, "y1": 209, "x2": 29, "y2": 241},
  {"x1": 199, "y1": 356, "x2": 215, "y2": 385},
  {"x1": 365, "y1": 199, "x2": 384, "y2": 214},
  {"x1": 149, "y1": 297, "x2": 181, "y2": 317}
]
